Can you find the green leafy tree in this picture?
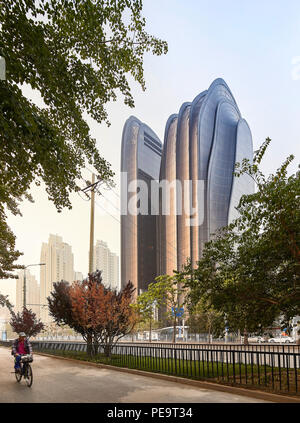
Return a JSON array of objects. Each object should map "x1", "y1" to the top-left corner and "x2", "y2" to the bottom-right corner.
[
  {"x1": 186, "y1": 300, "x2": 224, "y2": 343},
  {"x1": 151, "y1": 273, "x2": 186, "y2": 343},
  {"x1": 132, "y1": 289, "x2": 160, "y2": 342},
  {"x1": 0, "y1": 0, "x2": 168, "y2": 277},
  {"x1": 183, "y1": 139, "x2": 300, "y2": 344}
]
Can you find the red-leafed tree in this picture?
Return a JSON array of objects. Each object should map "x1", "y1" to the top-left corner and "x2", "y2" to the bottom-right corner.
[
  {"x1": 70, "y1": 271, "x2": 137, "y2": 357},
  {"x1": 48, "y1": 278, "x2": 95, "y2": 356},
  {"x1": 9, "y1": 307, "x2": 44, "y2": 338}
]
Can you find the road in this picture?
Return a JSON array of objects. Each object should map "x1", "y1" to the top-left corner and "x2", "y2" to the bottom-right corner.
[{"x1": 0, "y1": 347, "x2": 269, "y2": 403}]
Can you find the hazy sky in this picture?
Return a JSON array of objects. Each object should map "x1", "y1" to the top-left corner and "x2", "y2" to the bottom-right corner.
[{"x1": 1, "y1": 0, "x2": 300, "y2": 303}]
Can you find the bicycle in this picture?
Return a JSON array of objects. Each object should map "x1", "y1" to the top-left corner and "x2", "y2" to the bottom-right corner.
[{"x1": 14, "y1": 354, "x2": 33, "y2": 387}]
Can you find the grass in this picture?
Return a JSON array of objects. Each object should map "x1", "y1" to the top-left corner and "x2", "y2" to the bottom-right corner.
[{"x1": 35, "y1": 347, "x2": 300, "y2": 396}]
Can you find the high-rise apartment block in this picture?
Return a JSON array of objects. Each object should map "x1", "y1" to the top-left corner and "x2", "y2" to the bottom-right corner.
[
  {"x1": 91, "y1": 240, "x2": 119, "y2": 291},
  {"x1": 40, "y1": 234, "x2": 74, "y2": 323}
]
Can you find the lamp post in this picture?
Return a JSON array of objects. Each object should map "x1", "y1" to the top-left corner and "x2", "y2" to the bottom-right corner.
[{"x1": 23, "y1": 263, "x2": 46, "y2": 309}]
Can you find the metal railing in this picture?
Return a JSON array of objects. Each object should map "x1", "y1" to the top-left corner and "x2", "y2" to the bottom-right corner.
[{"x1": 28, "y1": 340, "x2": 300, "y2": 396}]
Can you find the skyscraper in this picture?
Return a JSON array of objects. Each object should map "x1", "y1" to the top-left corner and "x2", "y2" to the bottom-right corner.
[
  {"x1": 40, "y1": 234, "x2": 74, "y2": 323},
  {"x1": 121, "y1": 78, "x2": 254, "y2": 294},
  {"x1": 121, "y1": 116, "x2": 162, "y2": 295},
  {"x1": 16, "y1": 270, "x2": 40, "y2": 318},
  {"x1": 91, "y1": 240, "x2": 119, "y2": 290},
  {"x1": 159, "y1": 78, "x2": 254, "y2": 274}
]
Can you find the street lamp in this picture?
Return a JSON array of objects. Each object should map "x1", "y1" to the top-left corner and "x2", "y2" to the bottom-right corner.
[{"x1": 22, "y1": 263, "x2": 46, "y2": 309}]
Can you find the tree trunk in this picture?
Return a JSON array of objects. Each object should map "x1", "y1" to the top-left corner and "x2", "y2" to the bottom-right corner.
[
  {"x1": 93, "y1": 339, "x2": 99, "y2": 355},
  {"x1": 208, "y1": 324, "x2": 211, "y2": 344},
  {"x1": 243, "y1": 328, "x2": 249, "y2": 345},
  {"x1": 86, "y1": 333, "x2": 93, "y2": 357},
  {"x1": 104, "y1": 343, "x2": 112, "y2": 358},
  {"x1": 149, "y1": 316, "x2": 152, "y2": 343},
  {"x1": 172, "y1": 317, "x2": 176, "y2": 344}
]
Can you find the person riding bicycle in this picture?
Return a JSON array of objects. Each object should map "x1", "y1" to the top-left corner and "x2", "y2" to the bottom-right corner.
[{"x1": 12, "y1": 332, "x2": 33, "y2": 373}]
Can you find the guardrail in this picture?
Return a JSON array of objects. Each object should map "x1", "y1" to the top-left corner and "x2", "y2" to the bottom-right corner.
[
  {"x1": 28, "y1": 341, "x2": 300, "y2": 396},
  {"x1": 1, "y1": 340, "x2": 299, "y2": 395}
]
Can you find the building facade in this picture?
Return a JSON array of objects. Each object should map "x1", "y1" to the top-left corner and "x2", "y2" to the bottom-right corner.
[
  {"x1": 16, "y1": 270, "x2": 40, "y2": 318},
  {"x1": 121, "y1": 116, "x2": 162, "y2": 295},
  {"x1": 40, "y1": 234, "x2": 74, "y2": 323},
  {"x1": 91, "y1": 240, "x2": 119, "y2": 291},
  {"x1": 159, "y1": 79, "x2": 254, "y2": 274},
  {"x1": 121, "y1": 79, "x2": 254, "y2": 294}
]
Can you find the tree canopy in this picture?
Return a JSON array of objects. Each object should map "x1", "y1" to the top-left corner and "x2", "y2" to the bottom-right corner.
[
  {"x1": 0, "y1": 0, "x2": 168, "y2": 277},
  {"x1": 48, "y1": 271, "x2": 137, "y2": 356},
  {"x1": 9, "y1": 307, "x2": 44, "y2": 338}
]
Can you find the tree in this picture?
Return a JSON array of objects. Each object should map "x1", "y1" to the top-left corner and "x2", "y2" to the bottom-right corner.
[
  {"x1": 186, "y1": 300, "x2": 224, "y2": 343},
  {"x1": 0, "y1": 0, "x2": 168, "y2": 277},
  {"x1": 132, "y1": 289, "x2": 160, "y2": 342},
  {"x1": 183, "y1": 139, "x2": 300, "y2": 344},
  {"x1": 48, "y1": 277, "x2": 96, "y2": 356},
  {"x1": 70, "y1": 274, "x2": 137, "y2": 357},
  {"x1": 9, "y1": 307, "x2": 44, "y2": 338},
  {"x1": 151, "y1": 273, "x2": 186, "y2": 343}
]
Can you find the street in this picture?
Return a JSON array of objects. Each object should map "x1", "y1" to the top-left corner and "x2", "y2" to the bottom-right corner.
[{"x1": 0, "y1": 347, "x2": 269, "y2": 403}]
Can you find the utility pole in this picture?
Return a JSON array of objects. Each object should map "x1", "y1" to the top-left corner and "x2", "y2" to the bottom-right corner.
[
  {"x1": 80, "y1": 172, "x2": 103, "y2": 275},
  {"x1": 23, "y1": 268, "x2": 27, "y2": 309},
  {"x1": 89, "y1": 173, "x2": 95, "y2": 274}
]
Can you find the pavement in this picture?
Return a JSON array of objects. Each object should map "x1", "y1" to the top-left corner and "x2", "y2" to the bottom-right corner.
[{"x1": 0, "y1": 347, "x2": 272, "y2": 403}]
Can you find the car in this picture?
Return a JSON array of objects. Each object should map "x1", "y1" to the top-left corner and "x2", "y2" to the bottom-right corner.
[
  {"x1": 248, "y1": 336, "x2": 266, "y2": 343},
  {"x1": 268, "y1": 336, "x2": 295, "y2": 344}
]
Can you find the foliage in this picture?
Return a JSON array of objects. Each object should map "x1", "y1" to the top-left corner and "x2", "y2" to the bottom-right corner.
[
  {"x1": 9, "y1": 307, "x2": 44, "y2": 338},
  {"x1": 132, "y1": 287, "x2": 160, "y2": 341},
  {"x1": 0, "y1": 0, "x2": 168, "y2": 277},
  {"x1": 183, "y1": 139, "x2": 300, "y2": 343},
  {"x1": 0, "y1": 293, "x2": 14, "y2": 314},
  {"x1": 186, "y1": 300, "x2": 224, "y2": 339},
  {"x1": 48, "y1": 271, "x2": 137, "y2": 356},
  {"x1": 150, "y1": 273, "x2": 186, "y2": 343},
  {"x1": 70, "y1": 273, "x2": 137, "y2": 356},
  {"x1": 0, "y1": 218, "x2": 24, "y2": 279}
]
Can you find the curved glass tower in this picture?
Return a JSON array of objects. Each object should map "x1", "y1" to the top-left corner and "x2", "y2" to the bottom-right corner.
[
  {"x1": 121, "y1": 79, "x2": 254, "y2": 292},
  {"x1": 121, "y1": 116, "x2": 162, "y2": 294}
]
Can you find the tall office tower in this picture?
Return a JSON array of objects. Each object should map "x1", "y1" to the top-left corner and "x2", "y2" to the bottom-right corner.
[
  {"x1": 121, "y1": 116, "x2": 162, "y2": 295},
  {"x1": 16, "y1": 270, "x2": 40, "y2": 318},
  {"x1": 159, "y1": 78, "x2": 254, "y2": 274},
  {"x1": 121, "y1": 79, "x2": 254, "y2": 296},
  {"x1": 40, "y1": 234, "x2": 74, "y2": 323},
  {"x1": 91, "y1": 240, "x2": 120, "y2": 290}
]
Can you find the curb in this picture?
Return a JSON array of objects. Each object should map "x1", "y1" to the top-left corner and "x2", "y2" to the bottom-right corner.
[{"x1": 33, "y1": 351, "x2": 300, "y2": 403}]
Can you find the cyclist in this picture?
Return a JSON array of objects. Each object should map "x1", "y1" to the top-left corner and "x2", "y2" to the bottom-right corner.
[{"x1": 12, "y1": 332, "x2": 33, "y2": 373}]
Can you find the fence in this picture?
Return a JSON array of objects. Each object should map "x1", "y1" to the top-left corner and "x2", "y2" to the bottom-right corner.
[{"x1": 27, "y1": 340, "x2": 300, "y2": 396}]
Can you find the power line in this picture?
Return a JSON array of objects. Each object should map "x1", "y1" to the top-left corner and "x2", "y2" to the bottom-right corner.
[{"x1": 81, "y1": 166, "x2": 178, "y2": 259}]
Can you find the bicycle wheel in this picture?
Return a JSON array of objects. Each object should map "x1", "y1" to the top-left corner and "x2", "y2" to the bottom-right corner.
[
  {"x1": 15, "y1": 367, "x2": 22, "y2": 382},
  {"x1": 24, "y1": 363, "x2": 33, "y2": 387}
]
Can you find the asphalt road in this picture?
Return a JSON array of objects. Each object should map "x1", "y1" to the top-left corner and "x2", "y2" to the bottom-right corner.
[{"x1": 0, "y1": 347, "x2": 269, "y2": 403}]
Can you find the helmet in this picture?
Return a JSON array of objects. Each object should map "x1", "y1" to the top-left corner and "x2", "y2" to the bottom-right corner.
[{"x1": 19, "y1": 332, "x2": 26, "y2": 337}]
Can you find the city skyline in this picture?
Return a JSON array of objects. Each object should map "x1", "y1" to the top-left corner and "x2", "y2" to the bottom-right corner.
[
  {"x1": 0, "y1": 234, "x2": 119, "y2": 312},
  {"x1": 1, "y1": 0, "x2": 299, "y2": 304}
]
